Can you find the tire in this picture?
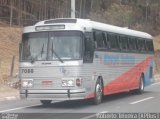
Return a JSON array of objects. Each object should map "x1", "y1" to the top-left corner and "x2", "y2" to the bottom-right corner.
[
  {"x1": 135, "y1": 75, "x2": 144, "y2": 94},
  {"x1": 40, "y1": 100, "x2": 52, "y2": 106},
  {"x1": 93, "y1": 79, "x2": 103, "y2": 105}
]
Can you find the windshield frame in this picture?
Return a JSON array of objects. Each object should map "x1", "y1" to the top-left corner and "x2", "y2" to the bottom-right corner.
[{"x1": 20, "y1": 30, "x2": 84, "y2": 62}]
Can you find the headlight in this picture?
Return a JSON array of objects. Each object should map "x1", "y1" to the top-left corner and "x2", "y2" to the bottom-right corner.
[
  {"x1": 21, "y1": 79, "x2": 33, "y2": 88},
  {"x1": 62, "y1": 78, "x2": 74, "y2": 87}
]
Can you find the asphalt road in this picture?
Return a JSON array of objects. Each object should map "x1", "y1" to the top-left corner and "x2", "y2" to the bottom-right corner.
[{"x1": 0, "y1": 81, "x2": 160, "y2": 119}]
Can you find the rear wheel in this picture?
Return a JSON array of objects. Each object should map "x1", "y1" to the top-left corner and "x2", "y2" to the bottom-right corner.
[
  {"x1": 93, "y1": 79, "x2": 103, "y2": 105},
  {"x1": 40, "y1": 100, "x2": 52, "y2": 106},
  {"x1": 135, "y1": 75, "x2": 144, "y2": 94}
]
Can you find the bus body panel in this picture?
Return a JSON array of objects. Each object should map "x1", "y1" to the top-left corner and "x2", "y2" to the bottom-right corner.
[
  {"x1": 20, "y1": 51, "x2": 153, "y2": 100},
  {"x1": 19, "y1": 18, "x2": 154, "y2": 102}
]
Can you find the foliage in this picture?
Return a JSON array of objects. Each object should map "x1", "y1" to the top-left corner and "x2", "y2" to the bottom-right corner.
[{"x1": 0, "y1": 0, "x2": 160, "y2": 35}]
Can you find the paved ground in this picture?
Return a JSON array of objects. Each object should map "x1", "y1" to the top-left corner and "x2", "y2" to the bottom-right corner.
[{"x1": 0, "y1": 81, "x2": 160, "y2": 119}]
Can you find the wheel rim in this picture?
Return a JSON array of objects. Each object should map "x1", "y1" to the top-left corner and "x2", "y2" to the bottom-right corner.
[{"x1": 96, "y1": 83, "x2": 102, "y2": 101}]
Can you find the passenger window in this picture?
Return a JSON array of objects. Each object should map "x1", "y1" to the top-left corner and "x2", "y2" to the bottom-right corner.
[
  {"x1": 120, "y1": 36, "x2": 129, "y2": 51},
  {"x1": 108, "y1": 34, "x2": 119, "y2": 50},
  {"x1": 96, "y1": 32, "x2": 105, "y2": 48},
  {"x1": 105, "y1": 33, "x2": 111, "y2": 50},
  {"x1": 102, "y1": 33, "x2": 107, "y2": 48},
  {"x1": 94, "y1": 31, "x2": 105, "y2": 49},
  {"x1": 128, "y1": 38, "x2": 134, "y2": 51},
  {"x1": 138, "y1": 39, "x2": 146, "y2": 52},
  {"x1": 136, "y1": 39, "x2": 141, "y2": 52},
  {"x1": 141, "y1": 40, "x2": 146, "y2": 51},
  {"x1": 146, "y1": 40, "x2": 154, "y2": 52}
]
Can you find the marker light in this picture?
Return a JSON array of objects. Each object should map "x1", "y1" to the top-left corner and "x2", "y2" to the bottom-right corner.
[{"x1": 36, "y1": 25, "x2": 65, "y2": 31}]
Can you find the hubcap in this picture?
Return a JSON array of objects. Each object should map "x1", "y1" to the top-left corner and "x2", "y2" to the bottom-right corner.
[
  {"x1": 140, "y1": 78, "x2": 144, "y2": 90},
  {"x1": 96, "y1": 84, "x2": 102, "y2": 101}
]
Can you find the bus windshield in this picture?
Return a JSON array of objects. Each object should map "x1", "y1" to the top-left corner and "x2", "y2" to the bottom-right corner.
[{"x1": 21, "y1": 31, "x2": 82, "y2": 62}]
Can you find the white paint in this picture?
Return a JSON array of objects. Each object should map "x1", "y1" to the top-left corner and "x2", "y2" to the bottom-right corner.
[
  {"x1": 0, "y1": 104, "x2": 40, "y2": 113},
  {"x1": 81, "y1": 114, "x2": 96, "y2": 119},
  {"x1": 81, "y1": 111, "x2": 109, "y2": 119},
  {"x1": 99, "y1": 111, "x2": 109, "y2": 113},
  {"x1": 150, "y1": 82, "x2": 160, "y2": 86},
  {"x1": 130, "y1": 97, "x2": 154, "y2": 105}
]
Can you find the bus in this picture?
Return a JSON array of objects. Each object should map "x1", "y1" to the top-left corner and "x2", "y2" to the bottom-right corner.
[{"x1": 19, "y1": 18, "x2": 154, "y2": 105}]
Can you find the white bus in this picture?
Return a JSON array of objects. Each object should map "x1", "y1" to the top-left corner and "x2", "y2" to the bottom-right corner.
[{"x1": 19, "y1": 18, "x2": 154, "y2": 105}]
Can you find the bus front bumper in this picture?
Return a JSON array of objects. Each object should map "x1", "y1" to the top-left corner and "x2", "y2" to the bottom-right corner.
[{"x1": 20, "y1": 89, "x2": 86, "y2": 101}]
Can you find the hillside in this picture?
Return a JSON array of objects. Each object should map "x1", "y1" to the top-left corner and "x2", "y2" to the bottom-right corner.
[
  {"x1": 154, "y1": 35, "x2": 160, "y2": 74},
  {"x1": 154, "y1": 35, "x2": 160, "y2": 50},
  {"x1": 0, "y1": 0, "x2": 160, "y2": 35},
  {"x1": 0, "y1": 27, "x2": 22, "y2": 80}
]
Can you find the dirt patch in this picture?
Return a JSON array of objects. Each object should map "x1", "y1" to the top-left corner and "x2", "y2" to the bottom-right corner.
[
  {"x1": 154, "y1": 35, "x2": 160, "y2": 51},
  {"x1": 154, "y1": 35, "x2": 160, "y2": 74},
  {"x1": 0, "y1": 26, "x2": 22, "y2": 81},
  {"x1": 0, "y1": 85, "x2": 17, "y2": 93},
  {"x1": 0, "y1": 84, "x2": 19, "y2": 99}
]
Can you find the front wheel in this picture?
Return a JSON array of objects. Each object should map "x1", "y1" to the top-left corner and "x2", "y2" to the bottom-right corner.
[
  {"x1": 93, "y1": 80, "x2": 103, "y2": 105},
  {"x1": 40, "y1": 100, "x2": 52, "y2": 106}
]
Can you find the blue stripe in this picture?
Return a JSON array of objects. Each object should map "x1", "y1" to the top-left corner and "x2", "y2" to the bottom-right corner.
[{"x1": 144, "y1": 59, "x2": 154, "y2": 86}]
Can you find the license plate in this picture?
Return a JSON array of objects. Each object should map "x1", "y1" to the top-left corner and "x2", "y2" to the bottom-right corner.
[{"x1": 42, "y1": 80, "x2": 53, "y2": 85}]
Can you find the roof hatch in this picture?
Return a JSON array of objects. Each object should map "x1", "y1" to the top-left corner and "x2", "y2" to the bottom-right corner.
[{"x1": 44, "y1": 19, "x2": 77, "y2": 24}]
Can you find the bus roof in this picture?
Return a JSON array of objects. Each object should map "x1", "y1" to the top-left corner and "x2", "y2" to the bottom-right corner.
[
  {"x1": 90, "y1": 20, "x2": 153, "y2": 39},
  {"x1": 25, "y1": 18, "x2": 153, "y2": 39}
]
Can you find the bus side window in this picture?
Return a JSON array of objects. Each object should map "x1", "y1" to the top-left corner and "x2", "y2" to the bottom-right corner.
[
  {"x1": 108, "y1": 34, "x2": 119, "y2": 51},
  {"x1": 93, "y1": 31, "x2": 97, "y2": 48},
  {"x1": 135, "y1": 39, "x2": 139, "y2": 52},
  {"x1": 128, "y1": 38, "x2": 132, "y2": 51},
  {"x1": 142, "y1": 39, "x2": 147, "y2": 52},
  {"x1": 128, "y1": 37, "x2": 136, "y2": 52},
  {"x1": 95, "y1": 31, "x2": 105, "y2": 49},
  {"x1": 120, "y1": 36, "x2": 129, "y2": 51},
  {"x1": 84, "y1": 32, "x2": 95, "y2": 63},
  {"x1": 102, "y1": 32, "x2": 109, "y2": 50},
  {"x1": 146, "y1": 40, "x2": 154, "y2": 52},
  {"x1": 138, "y1": 39, "x2": 146, "y2": 52}
]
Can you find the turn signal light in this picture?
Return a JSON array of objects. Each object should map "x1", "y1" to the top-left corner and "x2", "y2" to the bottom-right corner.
[{"x1": 76, "y1": 78, "x2": 82, "y2": 87}]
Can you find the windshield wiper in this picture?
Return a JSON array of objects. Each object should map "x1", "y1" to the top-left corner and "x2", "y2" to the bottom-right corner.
[
  {"x1": 41, "y1": 44, "x2": 44, "y2": 57},
  {"x1": 51, "y1": 42, "x2": 64, "y2": 63},
  {"x1": 30, "y1": 44, "x2": 45, "y2": 63},
  {"x1": 30, "y1": 56, "x2": 36, "y2": 63}
]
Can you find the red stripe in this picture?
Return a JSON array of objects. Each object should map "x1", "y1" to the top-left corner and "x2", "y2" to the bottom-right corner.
[
  {"x1": 85, "y1": 56, "x2": 152, "y2": 99},
  {"x1": 104, "y1": 57, "x2": 152, "y2": 95}
]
